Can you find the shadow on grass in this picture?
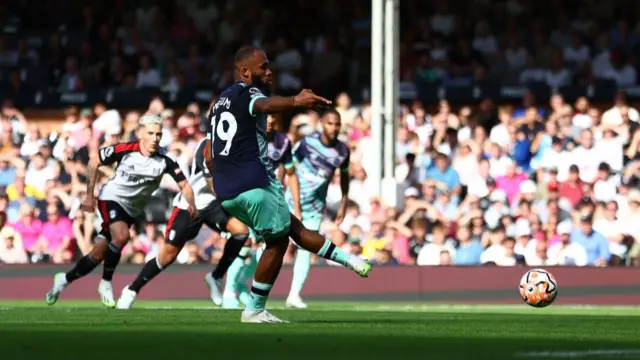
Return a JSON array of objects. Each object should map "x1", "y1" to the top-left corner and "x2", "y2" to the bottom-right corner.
[{"x1": 1, "y1": 329, "x2": 639, "y2": 360}]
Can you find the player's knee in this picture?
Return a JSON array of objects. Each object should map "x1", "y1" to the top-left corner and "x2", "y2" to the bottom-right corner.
[
  {"x1": 158, "y1": 244, "x2": 180, "y2": 267},
  {"x1": 226, "y1": 218, "x2": 249, "y2": 237},
  {"x1": 89, "y1": 240, "x2": 108, "y2": 262},
  {"x1": 109, "y1": 223, "x2": 130, "y2": 248}
]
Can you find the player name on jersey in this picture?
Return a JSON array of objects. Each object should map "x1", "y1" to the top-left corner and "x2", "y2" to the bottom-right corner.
[{"x1": 209, "y1": 81, "x2": 271, "y2": 200}]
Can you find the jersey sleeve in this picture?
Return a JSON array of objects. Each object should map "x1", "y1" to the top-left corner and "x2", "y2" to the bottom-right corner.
[
  {"x1": 163, "y1": 155, "x2": 187, "y2": 183},
  {"x1": 283, "y1": 138, "x2": 294, "y2": 170},
  {"x1": 195, "y1": 141, "x2": 212, "y2": 178},
  {"x1": 247, "y1": 87, "x2": 268, "y2": 117},
  {"x1": 292, "y1": 139, "x2": 306, "y2": 163},
  {"x1": 340, "y1": 145, "x2": 351, "y2": 173},
  {"x1": 98, "y1": 143, "x2": 139, "y2": 166}
]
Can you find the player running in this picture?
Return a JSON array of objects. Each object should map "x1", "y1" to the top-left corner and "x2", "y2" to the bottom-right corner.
[
  {"x1": 206, "y1": 46, "x2": 371, "y2": 323},
  {"x1": 114, "y1": 137, "x2": 251, "y2": 309},
  {"x1": 219, "y1": 114, "x2": 301, "y2": 309},
  {"x1": 285, "y1": 109, "x2": 349, "y2": 309},
  {"x1": 45, "y1": 114, "x2": 198, "y2": 307}
]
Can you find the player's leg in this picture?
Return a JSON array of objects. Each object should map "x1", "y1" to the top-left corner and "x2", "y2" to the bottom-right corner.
[
  {"x1": 221, "y1": 178, "x2": 291, "y2": 322},
  {"x1": 202, "y1": 201, "x2": 250, "y2": 306},
  {"x1": 117, "y1": 208, "x2": 200, "y2": 309},
  {"x1": 287, "y1": 215, "x2": 321, "y2": 308},
  {"x1": 288, "y1": 214, "x2": 371, "y2": 277},
  {"x1": 45, "y1": 235, "x2": 109, "y2": 305},
  {"x1": 98, "y1": 220, "x2": 131, "y2": 307},
  {"x1": 237, "y1": 240, "x2": 264, "y2": 306},
  {"x1": 242, "y1": 233, "x2": 290, "y2": 323}
]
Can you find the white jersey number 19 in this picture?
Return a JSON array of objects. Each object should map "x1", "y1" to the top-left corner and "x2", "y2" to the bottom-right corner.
[{"x1": 210, "y1": 111, "x2": 238, "y2": 156}]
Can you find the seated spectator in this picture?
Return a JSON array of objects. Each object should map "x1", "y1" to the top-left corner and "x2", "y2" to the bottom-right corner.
[
  {"x1": 40, "y1": 205, "x2": 73, "y2": 264},
  {"x1": 416, "y1": 221, "x2": 456, "y2": 266},
  {"x1": 453, "y1": 225, "x2": 483, "y2": 265},
  {"x1": 548, "y1": 222, "x2": 588, "y2": 266},
  {"x1": 12, "y1": 204, "x2": 44, "y2": 256},
  {"x1": 571, "y1": 213, "x2": 610, "y2": 266},
  {"x1": 0, "y1": 225, "x2": 28, "y2": 264}
]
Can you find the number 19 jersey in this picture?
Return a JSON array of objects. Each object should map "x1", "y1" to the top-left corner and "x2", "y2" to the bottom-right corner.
[{"x1": 209, "y1": 81, "x2": 271, "y2": 200}]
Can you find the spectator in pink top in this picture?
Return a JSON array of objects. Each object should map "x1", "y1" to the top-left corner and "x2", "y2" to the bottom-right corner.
[
  {"x1": 40, "y1": 204, "x2": 73, "y2": 264},
  {"x1": 12, "y1": 204, "x2": 44, "y2": 254},
  {"x1": 496, "y1": 159, "x2": 528, "y2": 204}
]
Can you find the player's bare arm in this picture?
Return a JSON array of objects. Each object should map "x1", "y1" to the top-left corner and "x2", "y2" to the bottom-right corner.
[
  {"x1": 203, "y1": 138, "x2": 216, "y2": 196},
  {"x1": 253, "y1": 89, "x2": 331, "y2": 114},
  {"x1": 177, "y1": 180, "x2": 198, "y2": 219},
  {"x1": 286, "y1": 166, "x2": 302, "y2": 219},
  {"x1": 335, "y1": 166, "x2": 349, "y2": 225},
  {"x1": 80, "y1": 153, "x2": 102, "y2": 212}
]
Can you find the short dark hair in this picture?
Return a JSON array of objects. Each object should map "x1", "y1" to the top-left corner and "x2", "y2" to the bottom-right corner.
[
  {"x1": 234, "y1": 46, "x2": 261, "y2": 66},
  {"x1": 320, "y1": 107, "x2": 340, "y2": 119}
]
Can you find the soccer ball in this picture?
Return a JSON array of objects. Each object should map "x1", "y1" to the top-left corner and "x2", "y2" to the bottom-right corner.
[{"x1": 519, "y1": 268, "x2": 558, "y2": 308}]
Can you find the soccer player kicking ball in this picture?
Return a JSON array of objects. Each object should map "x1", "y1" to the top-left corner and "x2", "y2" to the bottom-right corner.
[
  {"x1": 284, "y1": 108, "x2": 350, "y2": 309},
  {"x1": 207, "y1": 46, "x2": 371, "y2": 323},
  {"x1": 220, "y1": 115, "x2": 301, "y2": 309},
  {"x1": 45, "y1": 115, "x2": 198, "y2": 307},
  {"x1": 115, "y1": 137, "x2": 251, "y2": 309}
]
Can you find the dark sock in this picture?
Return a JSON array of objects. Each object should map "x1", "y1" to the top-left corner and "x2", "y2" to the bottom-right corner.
[
  {"x1": 212, "y1": 234, "x2": 248, "y2": 280},
  {"x1": 102, "y1": 243, "x2": 122, "y2": 281},
  {"x1": 129, "y1": 257, "x2": 164, "y2": 293},
  {"x1": 65, "y1": 255, "x2": 99, "y2": 283}
]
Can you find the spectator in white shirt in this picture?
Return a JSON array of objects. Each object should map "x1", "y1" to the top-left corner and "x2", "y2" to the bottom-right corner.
[
  {"x1": 416, "y1": 222, "x2": 456, "y2": 266},
  {"x1": 547, "y1": 222, "x2": 588, "y2": 266},
  {"x1": 563, "y1": 34, "x2": 590, "y2": 66},
  {"x1": 136, "y1": 55, "x2": 161, "y2": 88},
  {"x1": 571, "y1": 129, "x2": 601, "y2": 183},
  {"x1": 592, "y1": 163, "x2": 620, "y2": 202},
  {"x1": 545, "y1": 52, "x2": 571, "y2": 88},
  {"x1": 519, "y1": 55, "x2": 546, "y2": 84},
  {"x1": 505, "y1": 34, "x2": 528, "y2": 70},
  {"x1": 489, "y1": 106, "x2": 513, "y2": 148},
  {"x1": 599, "y1": 52, "x2": 637, "y2": 89},
  {"x1": 601, "y1": 91, "x2": 640, "y2": 126},
  {"x1": 593, "y1": 200, "x2": 627, "y2": 258}
]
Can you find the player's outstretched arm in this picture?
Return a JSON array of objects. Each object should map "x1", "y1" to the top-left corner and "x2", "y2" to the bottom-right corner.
[{"x1": 253, "y1": 89, "x2": 331, "y2": 114}]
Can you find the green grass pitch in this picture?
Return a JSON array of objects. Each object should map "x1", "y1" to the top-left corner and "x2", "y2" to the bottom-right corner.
[{"x1": 0, "y1": 300, "x2": 639, "y2": 360}]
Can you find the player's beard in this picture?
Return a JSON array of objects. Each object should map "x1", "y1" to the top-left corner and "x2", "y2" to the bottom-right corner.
[{"x1": 251, "y1": 74, "x2": 272, "y2": 96}]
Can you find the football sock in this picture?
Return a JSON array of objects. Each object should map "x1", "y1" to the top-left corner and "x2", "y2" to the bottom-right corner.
[
  {"x1": 65, "y1": 255, "x2": 99, "y2": 283},
  {"x1": 102, "y1": 243, "x2": 122, "y2": 281},
  {"x1": 316, "y1": 239, "x2": 350, "y2": 265},
  {"x1": 212, "y1": 234, "x2": 248, "y2": 280},
  {"x1": 246, "y1": 280, "x2": 272, "y2": 311},
  {"x1": 224, "y1": 247, "x2": 251, "y2": 295},
  {"x1": 290, "y1": 249, "x2": 311, "y2": 298},
  {"x1": 129, "y1": 257, "x2": 163, "y2": 293}
]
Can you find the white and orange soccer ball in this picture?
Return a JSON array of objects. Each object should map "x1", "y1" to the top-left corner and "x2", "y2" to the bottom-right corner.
[{"x1": 519, "y1": 269, "x2": 558, "y2": 308}]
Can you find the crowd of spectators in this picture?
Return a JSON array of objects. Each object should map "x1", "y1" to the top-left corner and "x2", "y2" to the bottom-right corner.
[
  {"x1": 1, "y1": 0, "x2": 640, "y2": 267},
  {"x1": 2, "y1": 0, "x2": 640, "y2": 100},
  {"x1": 1, "y1": 89, "x2": 640, "y2": 268}
]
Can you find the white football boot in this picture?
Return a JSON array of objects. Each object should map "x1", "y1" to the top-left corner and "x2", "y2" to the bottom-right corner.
[
  {"x1": 45, "y1": 272, "x2": 68, "y2": 305},
  {"x1": 98, "y1": 279, "x2": 116, "y2": 308},
  {"x1": 204, "y1": 273, "x2": 224, "y2": 306},
  {"x1": 241, "y1": 309, "x2": 289, "y2": 324},
  {"x1": 116, "y1": 286, "x2": 137, "y2": 309},
  {"x1": 285, "y1": 294, "x2": 308, "y2": 309}
]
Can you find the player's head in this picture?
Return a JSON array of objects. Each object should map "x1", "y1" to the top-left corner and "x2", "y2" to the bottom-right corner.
[
  {"x1": 320, "y1": 108, "x2": 341, "y2": 141},
  {"x1": 138, "y1": 114, "x2": 163, "y2": 153},
  {"x1": 234, "y1": 46, "x2": 272, "y2": 88}
]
